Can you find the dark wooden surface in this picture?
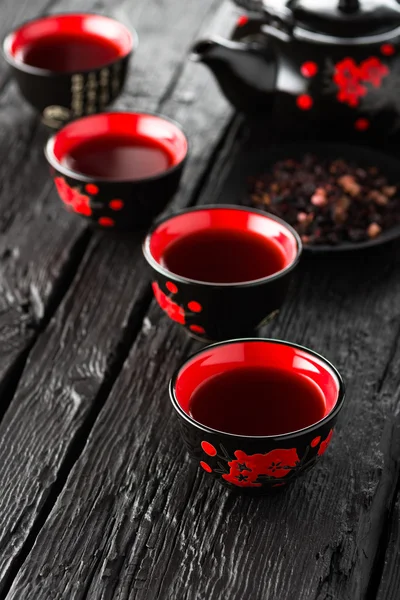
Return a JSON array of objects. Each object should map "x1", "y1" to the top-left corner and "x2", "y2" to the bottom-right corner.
[{"x1": 0, "y1": 1, "x2": 400, "y2": 599}]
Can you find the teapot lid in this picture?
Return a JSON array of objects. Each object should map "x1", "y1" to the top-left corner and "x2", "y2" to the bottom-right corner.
[{"x1": 264, "y1": 0, "x2": 400, "y2": 38}]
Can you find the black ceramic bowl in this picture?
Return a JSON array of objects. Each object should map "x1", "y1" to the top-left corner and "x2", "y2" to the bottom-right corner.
[
  {"x1": 221, "y1": 142, "x2": 400, "y2": 253},
  {"x1": 3, "y1": 13, "x2": 137, "y2": 128},
  {"x1": 143, "y1": 205, "x2": 302, "y2": 341},
  {"x1": 45, "y1": 111, "x2": 188, "y2": 230},
  {"x1": 170, "y1": 339, "x2": 345, "y2": 495}
]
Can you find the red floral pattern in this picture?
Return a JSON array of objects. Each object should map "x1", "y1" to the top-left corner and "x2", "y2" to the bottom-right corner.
[
  {"x1": 166, "y1": 281, "x2": 178, "y2": 294},
  {"x1": 109, "y1": 199, "x2": 124, "y2": 211},
  {"x1": 151, "y1": 282, "x2": 206, "y2": 334},
  {"x1": 317, "y1": 430, "x2": 333, "y2": 456},
  {"x1": 237, "y1": 15, "x2": 249, "y2": 27},
  {"x1": 301, "y1": 61, "x2": 318, "y2": 78},
  {"x1": 201, "y1": 441, "x2": 217, "y2": 456},
  {"x1": 152, "y1": 282, "x2": 185, "y2": 324},
  {"x1": 222, "y1": 448, "x2": 300, "y2": 488},
  {"x1": 200, "y1": 461, "x2": 212, "y2": 473},
  {"x1": 296, "y1": 94, "x2": 313, "y2": 110},
  {"x1": 334, "y1": 58, "x2": 367, "y2": 107},
  {"x1": 355, "y1": 117, "x2": 370, "y2": 131},
  {"x1": 98, "y1": 217, "x2": 115, "y2": 227},
  {"x1": 381, "y1": 44, "x2": 395, "y2": 57},
  {"x1": 359, "y1": 57, "x2": 389, "y2": 88},
  {"x1": 311, "y1": 436, "x2": 321, "y2": 448},
  {"x1": 189, "y1": 324, "x2": 206, "y2": 335},
  {"x1": 54, "y1": 177, "x2": 92, "y2": 217},
  {"x1": 85, "y1": 183, "x2": 99, "y2": 195},
  {"x1": 333, "y1": 56, "x2": 389, "y2": 108}
]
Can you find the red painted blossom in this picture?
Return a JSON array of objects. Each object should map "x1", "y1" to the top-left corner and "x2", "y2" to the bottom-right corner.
[
  {"x1": 334, "y1": 57, "x2": 359, "y2": 84},
  {"x1": 237, "y1": 15, "x2": 249, "y2": 27},
  {"x1": 85, "y1": 183, "x2": 99, "y2": 195},
  {"x1": 189, "y1": 324, "x2": 206, "y2": 335},
  {"x1": 359, "y1": 57, "x2": 389, "y2": 88},
  {"x1": 109, "y1": 199, "x2": 124, "y2": 210},
  {"x1": 222, "y1": 448, "x2": 300, "y2": 487},
  {"x1": 296, "y1": 94, "x2": 313, "y2": 110},
  {"x1": 355, "y1": 118, "x2": 370, "y2": 131},
  {"x1": 301, "y1": 61, "x2": 318, "y2": 78},
  {"x1": 381, "y1": 44, "x2": 395, "y2": 56},
  {"x1": 317, "y1": 430, "x2": 333, "y2": 456},
  {"x1": 201, "y1": 441, "x2": 217, "y2": 456},
  {"x1": 200, "y1": 461, "x2": 212, "y2": 473},
  {"x1": 98, "y1": 217, "x2": 115, "y2": 227},
  {"x1": 152, "y1": 281, "x2": 185, "y2": 324},
  {"x1": 333, "y1": 58, "x2": 367, "y2": 107},
  {"x1": 188, "y1": 301, "x2": 202, "y2": 313},
  {"x1": 166, "y1": 281, "x2": 178, "y2": 294},
  {"x1": 334, "y1": 56, "x2": 389, "y2": 107},
  {"x1": 55, "y1": 177, "x2": 92, "y2": 216},
  {"x1": 311, "y1": 436, "x2": 321, "y2": 448}
]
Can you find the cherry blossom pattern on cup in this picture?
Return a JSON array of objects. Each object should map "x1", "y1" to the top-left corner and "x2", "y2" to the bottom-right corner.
[
  {"x1": 152, "y1": 281, "x2": 206, "y2": 335},
  {"x1": 198, "y1": 429, "x2": 334, "y2": 488},
  {"x1": 53, "y1": 177, "x2": 127, "y2": 228},
  {"x1": 55, "y1": 176, "x2": 92, "y2": 217}
]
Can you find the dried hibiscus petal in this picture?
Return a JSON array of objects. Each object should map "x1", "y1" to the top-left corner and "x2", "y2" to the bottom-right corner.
[{"x1": 247, "y1": 154, "x2": 400, "y2": 247}]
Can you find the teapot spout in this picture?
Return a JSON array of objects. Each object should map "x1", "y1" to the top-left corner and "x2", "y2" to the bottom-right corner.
[
  {"x1": 189, "y1": 36, "x2": 277, "y2": 114},
  {"x1": 190, "y1": 38, "x2": 221, "y2": 63}
]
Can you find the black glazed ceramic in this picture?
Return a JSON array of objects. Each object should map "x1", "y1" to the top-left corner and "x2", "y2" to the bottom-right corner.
[
  {"x1": 169, "y1": 339, "x2": 346, "y2": 495},
  {"x1": 143, "y1": 205, "x2": 302, "y2": 342},
  {"x1": 3, "y1": 13, "x2": 136, "y2": 128},
  {"x1": 45, "y1": 112, "x2": 188, "y2": 231},
  {"x1": 191, "y1": 0, "x2": 400, "y2": 140}
]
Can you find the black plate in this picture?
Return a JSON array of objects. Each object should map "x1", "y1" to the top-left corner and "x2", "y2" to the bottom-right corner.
[{"x1": 217, "y1": 141, "x2": 400, "y2": 253}]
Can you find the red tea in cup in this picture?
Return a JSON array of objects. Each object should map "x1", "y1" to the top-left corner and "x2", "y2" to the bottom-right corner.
[
  {"x1": 189, "y1": 366, "x2": 326, "y2": 436},
  {"x1": 62, "y1": 134, "x2": 174, "y2": 180},
  {"x1": 161, "y1": 228, "x2": 286, "y2": 283},
  {"x1": 18, "y1": 33, "x2": 121, "y2": 72}
]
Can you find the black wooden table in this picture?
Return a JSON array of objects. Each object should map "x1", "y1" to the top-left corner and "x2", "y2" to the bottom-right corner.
[{"x1": 0, "y1": 1, "x2": 400, "y2": 599}]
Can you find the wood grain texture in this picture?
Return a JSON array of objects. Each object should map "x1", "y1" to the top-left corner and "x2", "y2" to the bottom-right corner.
[
  {"x1": 7, "y1": 154, "x2": 400, "y2": 599},
  {"x1": 0, "y1": 234, "x2": 151, "y2": 594},
  {"x1": 0, "y1": 90, "x2": 90, "y2": 416},
  {"x1": 0, "y1": 0, "x2": 232, "y2": 594},
  {"x1": 377, "y1": 493, "x2": 400, "y2": 600}
]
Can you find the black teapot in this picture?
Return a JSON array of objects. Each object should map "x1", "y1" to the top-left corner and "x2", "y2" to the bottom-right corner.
[{"x1": 191, "y1": 0, "x2": 400, "y2": 139}]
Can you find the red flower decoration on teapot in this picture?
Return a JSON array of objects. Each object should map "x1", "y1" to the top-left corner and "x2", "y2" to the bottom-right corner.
[{"x1": 333, "y1": 57, "x2": 389, "y2": 108}]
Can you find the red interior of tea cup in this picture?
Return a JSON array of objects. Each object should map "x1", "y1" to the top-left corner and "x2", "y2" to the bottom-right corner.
[
  {"x1": 147, "y1": 207, "x2": 300, "y2": 284},
  {"x1": 4, "y1": 13, "x2": 135, "y2": 73},
  {"x1": 46, "y1": 112, "x2": 188, "y2": 182},
  {"x1": 172, "y1": 339, "x2": 342, "y2": 436}
]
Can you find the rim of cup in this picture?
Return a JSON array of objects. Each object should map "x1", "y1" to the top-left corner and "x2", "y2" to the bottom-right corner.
[
  {"x1": 2, "y1": 12, "x2": 138, "y2": 76},
  {"x1": 169, "y1": 338, "x2": 346, "y2": 440},
  {"x1": 143, "y1": 205, "x2": 302, "y2": 288},
  {"x1": 44, "y1": 111, "x2": 189, "y2": 183}
]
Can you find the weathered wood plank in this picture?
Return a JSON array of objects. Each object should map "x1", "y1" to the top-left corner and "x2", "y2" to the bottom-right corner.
[
  {"x1": 377, "y1": 492, "x2": 400, "y2": 600},
  {"x1": 0, "y1": 0, "x2": 232, "y2": 594},
  {"x1": 0, "y1": 92, "x2": 90, "y2": 414},
  {"x1": 7, "y1": 141, "x2": 400, "y2": 600},
  {"x1": 0, "y1": 233, "x2": 151, "y2": 595}
]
